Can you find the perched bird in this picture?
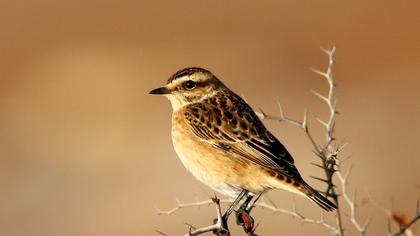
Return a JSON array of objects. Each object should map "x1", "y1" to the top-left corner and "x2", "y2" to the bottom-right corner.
[{"x1": 150, "y1": 67, "x2": 336, "y2": 221}]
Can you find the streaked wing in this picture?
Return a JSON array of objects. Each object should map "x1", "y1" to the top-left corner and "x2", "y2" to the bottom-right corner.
[{"x1": 183, "y1": 91, "x2": 303, "y2": 181}]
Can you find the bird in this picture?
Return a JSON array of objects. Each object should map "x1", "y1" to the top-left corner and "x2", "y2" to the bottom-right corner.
[{"x1": 150, "y1": 67, "x2": 336, "y2": 230}]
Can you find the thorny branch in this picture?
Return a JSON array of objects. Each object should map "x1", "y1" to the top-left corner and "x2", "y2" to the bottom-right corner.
[
  {"x1": 157, "y1": 196, "x2": 339, "y2": 235},
  {"x1": 255, "y1": 197, "x2": 339, "y2": 234},
  {"x1": 259, "y1": 46, "x2": 348, "y2": 235},
  {"x1": 171, "y1": 197, "x2": 228, "y2": 236},
  {"x1": 337, "y1": 168, "x2": 370, "y2": 235},
  {"x1": 156, "y1": 198, "x2": 233, "y2": 216}
]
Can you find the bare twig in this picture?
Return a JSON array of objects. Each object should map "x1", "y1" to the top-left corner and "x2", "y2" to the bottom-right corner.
[
  {"x1": 155, "y1": 230, "x2": 169, "y2": 236},
  {"x1": 337, "y1": 168, "x2": 369, "y2": 236},
  {"x1": 182, "y1": 197, "x2": 228, "y2": 236},
  {"x1": 259, "y1": 46, "x2": 345, "y2": 235},
  {"x1": 258, "y1": 105, "x2": 320, "y2": 153},
  {"x1": 156, "y1": 198, "x2": 233, "y2": 216},
  {"x1": 157, "y1": 196, "x2": 339, "y2": 235},
  {"x1": 254, "y1": 197, "x2": 339, "y2": 234},
  {"x1": 157, "y1": 197, "x2": 230, "y2": 236}
]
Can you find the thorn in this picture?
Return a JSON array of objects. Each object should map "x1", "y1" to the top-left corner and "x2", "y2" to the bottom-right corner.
[
  {"x1": 310, "y1": 67, "x2": 328, "y2": 78},
  {"x1": 328, "y1": 46, "x2": 337, "y2": 55},
  {"x1": 184, "y1": 223, "x2": 197, "y2": 231},
  {"x1": 310, "y1": 176, "x2": 329, "y2": 183},
  {"x1": 277, "y1": 102, "x2": 285, "y2": 118},
  {"x1": 312, "y1": 90, "x2": 329, "y2": 102},
  {"x1": 155, "y1": 207, "x2": 163, "y2": 215},
  {"x1": 252, "y1": 221, "x2": 261, "y2": 234},
  {"x1": 340, "y1": 155, "x2": 353, "y2": 164},
  {"x1": 364, "y1": 216, "x2": 372, "y2": 228},
  {"x1": 313, "y1": 150, "x2": 326, "y2": 161},
  {"x1": 320, "y1": 47, "x2": 329, "y2": 55},
  {"x1": 314, "y1": 115, "x2": 328, "y2": 128},
  {"x1": 292, "y1": 197, "x2": 297, "y2": 212},
  {"x1": 266, "y1": 196, "x2": 278, "y2": 208},
  {"x1": 311, "y1": 162, "x2": 326, "y2": 169},
  {"x1": 155, "y1": 230, "x2": 169, "y2": 236},
  {"x1": 257, "y1": 107, "x2": 266, "y2": 116},
  {"x1": 320, "y1": 211, "x2": 328, "y2": 224},
  {"x1": 344, "y1": 165, "x2": 354, "y2": 181},
  {"x1": 302, "y1": 108, "x2": 308, "y2": 129},
  {"x1": 336, "y1": 143, "x2": 348, "y2": 152},
  {"x1": 313, "y1": 188, "x2": 328, "y2": 196}
]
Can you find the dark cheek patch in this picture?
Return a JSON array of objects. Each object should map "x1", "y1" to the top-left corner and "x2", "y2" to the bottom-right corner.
[{"x1": 196, "y1": 80, "x2": 212, "y2": 88}]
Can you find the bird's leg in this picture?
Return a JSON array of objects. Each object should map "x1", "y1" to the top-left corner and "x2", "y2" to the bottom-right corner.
[
  {"x1": 212, "y1": 190, "x2": 248, "y2": 236},
  {"x1": 236, "y1": 192, "x2": 264, "y2": 234},
  {"x1": 223, "y1": 189, "x2": 248, "y2": 221},
  {"x1": 235, "y1": 195, "x2": 254, "y2": 233}
]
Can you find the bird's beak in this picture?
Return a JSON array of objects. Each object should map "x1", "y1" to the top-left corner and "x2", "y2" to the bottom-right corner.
[{"x1": 149, "y1": 86, "x2": 170, "y2": 95}]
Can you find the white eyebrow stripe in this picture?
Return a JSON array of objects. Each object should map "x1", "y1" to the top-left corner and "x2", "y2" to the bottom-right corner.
[{"x1": 170, "y1": 74, "x2": 208, "y2": 87}]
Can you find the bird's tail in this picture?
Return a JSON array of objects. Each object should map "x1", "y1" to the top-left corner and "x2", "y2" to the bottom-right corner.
[{"x1": 301, "y1": 183, "x2": 337, "y2": 211}]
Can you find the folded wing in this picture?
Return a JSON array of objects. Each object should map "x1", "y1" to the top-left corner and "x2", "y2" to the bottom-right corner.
[{"x1": 184, "y1": 91, "x2": 304, "y2": 182}]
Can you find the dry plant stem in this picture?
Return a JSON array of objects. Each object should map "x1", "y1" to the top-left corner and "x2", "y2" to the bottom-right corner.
[
  {"x1": 157, "y1": 196, "x2": 339, "y2": 234},
  {"x1": 389, "y1": 200, "x2": 420, "y2": 236},
  {"x1": 309, "y1": 47, "x2": 344, "y2": 236},
  {"x1": 178, "y1": 197, "x2": 227, "y2": 236},
  {"x1": 259, "y1": 47, "x2": 346, "y2": 236},
  {"x1": 337, "y1": 170, "x2": 369, "y2": 235},
  {"x1": 255, "y1": 198, "x2": 339, "y2": 234},
  {"x1": 258, "y1": 106, "x2": 320, "y2": 154},
  {"x1": 156, "y1": 198, "x2": 234, "y2": 216}
]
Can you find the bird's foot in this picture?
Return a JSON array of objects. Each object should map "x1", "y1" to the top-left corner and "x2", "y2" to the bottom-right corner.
[{"x1": 236, "y1": 208, "x2": 255, "y2": 235}]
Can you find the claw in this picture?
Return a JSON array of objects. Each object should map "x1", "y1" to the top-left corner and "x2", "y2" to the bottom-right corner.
[{"x1": 236, "y1": 209, "x2": 255, "y2": 233}]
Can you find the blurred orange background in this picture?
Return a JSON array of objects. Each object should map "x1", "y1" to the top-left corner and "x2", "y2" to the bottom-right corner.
[{"x1": 1, "y1": 0, "x2": 419, "y2": 235}]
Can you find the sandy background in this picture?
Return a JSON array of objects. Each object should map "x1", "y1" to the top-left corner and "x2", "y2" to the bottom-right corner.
[{"x1": 1, "y1": 0, "x2": 419, "y2": 235}]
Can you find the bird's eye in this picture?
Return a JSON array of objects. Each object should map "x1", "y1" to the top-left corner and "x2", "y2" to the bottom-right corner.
[{"x1": 184, "y1": 80, "x2": 196, "y2": 90}]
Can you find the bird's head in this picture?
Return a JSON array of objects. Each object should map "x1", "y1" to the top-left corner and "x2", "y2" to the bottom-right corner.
[{"x1": 149, "y1": 67, "x2": 225, "y2": 111}]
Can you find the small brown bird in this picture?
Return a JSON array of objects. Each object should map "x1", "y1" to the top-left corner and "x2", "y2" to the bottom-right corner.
[{"x1": 150, "y1": 67, "x2": 336, "y2": 223}]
